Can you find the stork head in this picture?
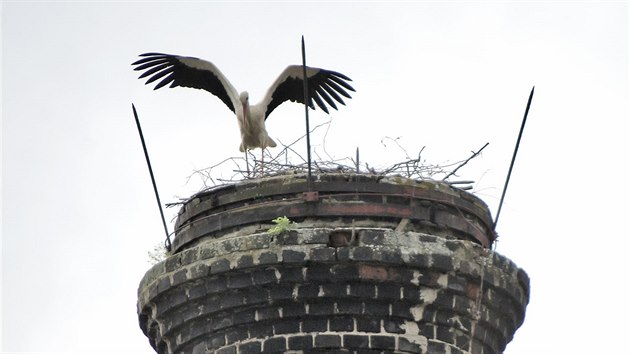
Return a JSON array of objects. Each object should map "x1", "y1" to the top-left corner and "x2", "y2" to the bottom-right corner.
[{"x1": 239, "y1": 91, "x2": 249, "y2": 104}]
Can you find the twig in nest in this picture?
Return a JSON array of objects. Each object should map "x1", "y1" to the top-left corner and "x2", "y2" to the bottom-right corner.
[{"x1": 442, "y1": 142, "x2": 489, "y2": 181}]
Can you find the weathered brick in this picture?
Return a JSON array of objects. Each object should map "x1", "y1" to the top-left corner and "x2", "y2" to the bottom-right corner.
[
  {"x1": 164, "y1": 255, "x2": 182, "y2": 272},
  {"x1": 257, "y1": 307, "x2": 280, "y2": 321},
  {"x1": 350, "y1": 283, "x2": 376, "y2": 298},
  {"x1": 364, "y1": 302, "x2": 389, "y2": 316},
  {"x1": 263, "y1": 336, "x2": 286, "y2": 352},
  {"x1": 434, "y1": 292, "x2": 455, "y2": 308},
  {"x1": 236, "y1": 254, "x2": 254, "y2": 269},
  {"x1": 344, "y1": 334, "x2": 369, "y2": 348},
  {"x1": 200, "y1": 245, "x2": 219, "y2": 260},
  {"x1": 192, "y1": 342, "x2": 206, "y2": 354},
  {"x1": 222, "y1": 239, "x2": 240, "y2": 252},
  {"x1": 269, "y1": 285, "x2": 294, "y2": 301},
  {"x1": 309, "y1": 301, "x2": 335, "y2": 316},
  {"x1": 336, "y1": 300, "x2": 363, "y2": 315},
  {"x1": 302, "y1": 229, "x2": 330, "y2": 244},
  {"x1": 383, "y1": 318, "x2": 405, "y2": 334},
  {"x1": 227, "y1": 272, "x2": 252, "y2": 289},
  {"x1": 447, "y1": 275, "x2": 467, "y2": 294},
  {"x1": 244, "y1": 289, "x2": 269, "y2": 306},
  {"x1": 302, "y1": 317, "x2": 327, "y2": 332},
  {"x1": 358, "y1": 264, "x2": 389, "y2": 282},
  {"x1": 422, "y1": 307, "x2": 436, "y2": 322},
  {"x1": 329, "y1": 315, "x2": 354, "y2": 331},
  {"x1": 322, "y1": 283, "x2": 348, "y2": 297},
  {"x1": 391, "y1": 302, "x2": 414, "y2": 320},
  {"x1": 315, "y1": 334, "x2": 341, "y2": 348},
  {"x1": 282, "y1": 249, "x2": 306, "y2": 263},
  {"x1": 172, "y1": 269, "x2": 188, "y2": 286},
  {"x1": 274, "y1": 319, "x2": 300, "y2": 334},
  {"x1": 238, "y1": 341, "x2": 261, "y2": 352},
  {"x1": 459, "y1": 260, "x2": 481, "y2": 278},
  {"x1": 200, "y1": 294, "x2": 221, "y2": 314},
  {"x1": 212, "y1": 315, "x2": 233, "y2": 331},
  {"x1": 297, "y1": 284, "x2": 319, "y2": 299},
  {"x1": 356, "y1": 317, "x2": 381, "y2": 333},
  {"x1": 207, "y1": 333, "x2": 226, "y2": 350},
  {"x1": 310, "y1": 247, "x2": 336, "y2": 261},
  {"x1": 258, "y1": 251, "x2": 278, "y2": 265},
  {"x1": 407, "y1": 253, "x2": 430, "y2": 268},
  {"x1": 220, "y1": 291, "x2": 244, "y2": 309},
  {"x1": 402, "y1": 286, "x2": 420, "y2": 302},
  {"x1": 249, "y1": 323, "x2": 273, "y2": 338},
  {"x1": 252, "y1": 268, "x2": 278, "y2": 286},
  {"x1": 432, "y1": 254, "x2": 454, "y2": 272},
  {"x1": 329, "y1": 230, "x2": 352, "y2": 247},
  {"x1": 278, "y1": 267, "x2": 304, "y2": 283},
  {"x1": 396, "y1": 268, "x2": 418, "y2": 283},
  {"x1": 157, "y1": 277, "x2": 171, "y2": 294},
  {"x1": 492, "y1": 252, "x2": 508, "y2": 271},
  {"x1": 351, "y1": 246, "x2": 374, "y2": 261},
  {"x1": 288, "y1": 335, "x2": 313, "y2": 350},
  {"x1": 282, "y1": 303, "x2": 306, "y2": 317},
  {"x1": 189, "y1": 262, "x2": 210, "y2": 280},
  {"x1": 276, "y1": 231, "x2": 299, "y2": 245},
  {"x1": 336, "y1": 247, "x2": 350, "y2": 261},
  {"x1": 370, "y1": 335, "x2": 396, "y2": 349},
  {"x1": 206, "y1": 276, "x2": 227, "y2": 294},
  {"x1": 377, "y1": 283, "x2": 401, "y2": 300},
  {"x1": 380, "y1": 249, "x2": 404, "y2": 264},
  {"x1": 359, "y1": 229, "x2": 385, "y2": 244},
  {"x1": 216, "y1": 345, "x2": 236, "y2": 354},
  {"x1": 188, "y1": 281, "x2": 206, "y2": 300},
  {"x1": 210, "y1": 259, "x2": 231, "y2": 274},
  {"x1": 453, "y1": 294, "x2": 475, "y2": 314},
  {"x1": 247, "y1": 234, "x2": 271, "y2": 249},
  {"x1": 306, "y1": 264, "x2": 332, "y2": 281},
  {"x1": 225, "y1": 327, "x2": 248, "y2": 344},
  {"x1": 332, "y1": 263, "x2": 359, "y2": 279},
  {"x1": 147, "y1": 282, "x2": 158, "y2": 300},
  {"x1": 232, "y1": 309, "x2": 255, "y2": 326}
]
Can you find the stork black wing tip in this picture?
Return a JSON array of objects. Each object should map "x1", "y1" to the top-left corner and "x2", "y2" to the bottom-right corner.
[{"x1": 139, "y1": 52, "x2": 167, "y2": 57}]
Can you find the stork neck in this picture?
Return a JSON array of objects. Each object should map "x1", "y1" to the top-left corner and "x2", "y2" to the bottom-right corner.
[{"x1": 242, "y1": 104, "x2": 249, "y2": 130}]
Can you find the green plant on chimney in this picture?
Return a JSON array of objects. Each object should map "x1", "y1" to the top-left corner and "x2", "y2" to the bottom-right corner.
[
  {"x1": 268, "y1": 216, "x2": 297, "y2": 236},
  {"x1": 147, "y1": 242, "x2": 171, "y2": 265}
]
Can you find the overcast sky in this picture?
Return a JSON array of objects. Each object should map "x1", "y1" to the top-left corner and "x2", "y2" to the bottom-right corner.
[{"x1": 2, "y1": 1, "x2": 628, "y2": 353}]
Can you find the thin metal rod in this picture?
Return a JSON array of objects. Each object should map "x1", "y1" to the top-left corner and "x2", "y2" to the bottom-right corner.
[
  {"x1": 132, "y1": 103, "x2": 172, "y2": 251},
  {"x1": 301, "y1": 36, "x2": 313, "y2": 189},
  {"x1": 494, "y1": 86, "x2": 535, "y2": 229}
]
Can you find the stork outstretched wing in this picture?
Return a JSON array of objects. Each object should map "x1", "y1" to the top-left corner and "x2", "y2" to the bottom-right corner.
[
  {"x1": 132, "y1": 53, "x2": 240, "y2": 113},
  {"x1": 261, "y1": 65, "x2": 355, "y2": 118}
]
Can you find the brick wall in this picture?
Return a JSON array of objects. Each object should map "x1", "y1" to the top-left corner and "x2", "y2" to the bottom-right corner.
[
  {"x1": 138, "y1": 228, "x2": 528, "y2": 353},
  {"x1": 137, "y1": 175, "x2": 529, "y2": 353}
]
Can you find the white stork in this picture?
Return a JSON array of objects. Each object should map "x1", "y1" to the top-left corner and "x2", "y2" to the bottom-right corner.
[{"x1": 132, "y1": 53, "x2": 355, "y2": 158}]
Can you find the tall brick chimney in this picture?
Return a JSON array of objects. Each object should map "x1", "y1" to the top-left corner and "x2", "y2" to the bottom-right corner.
[{"x1": 137, "y1": 173, "x2": 529, "y2": 353}]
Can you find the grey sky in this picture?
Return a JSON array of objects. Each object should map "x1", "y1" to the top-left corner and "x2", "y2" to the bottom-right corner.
[{"x1": 2, "y1": 1, "x2": 628, "y2": 353}]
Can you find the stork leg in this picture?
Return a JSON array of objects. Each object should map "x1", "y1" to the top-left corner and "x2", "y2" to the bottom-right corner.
[
  {"x1": 245, "y1": 150, "x2": 250, "y2": 177},
  {"x1": 261, "y1": 149, "x2": 265, "y2": 175}
]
